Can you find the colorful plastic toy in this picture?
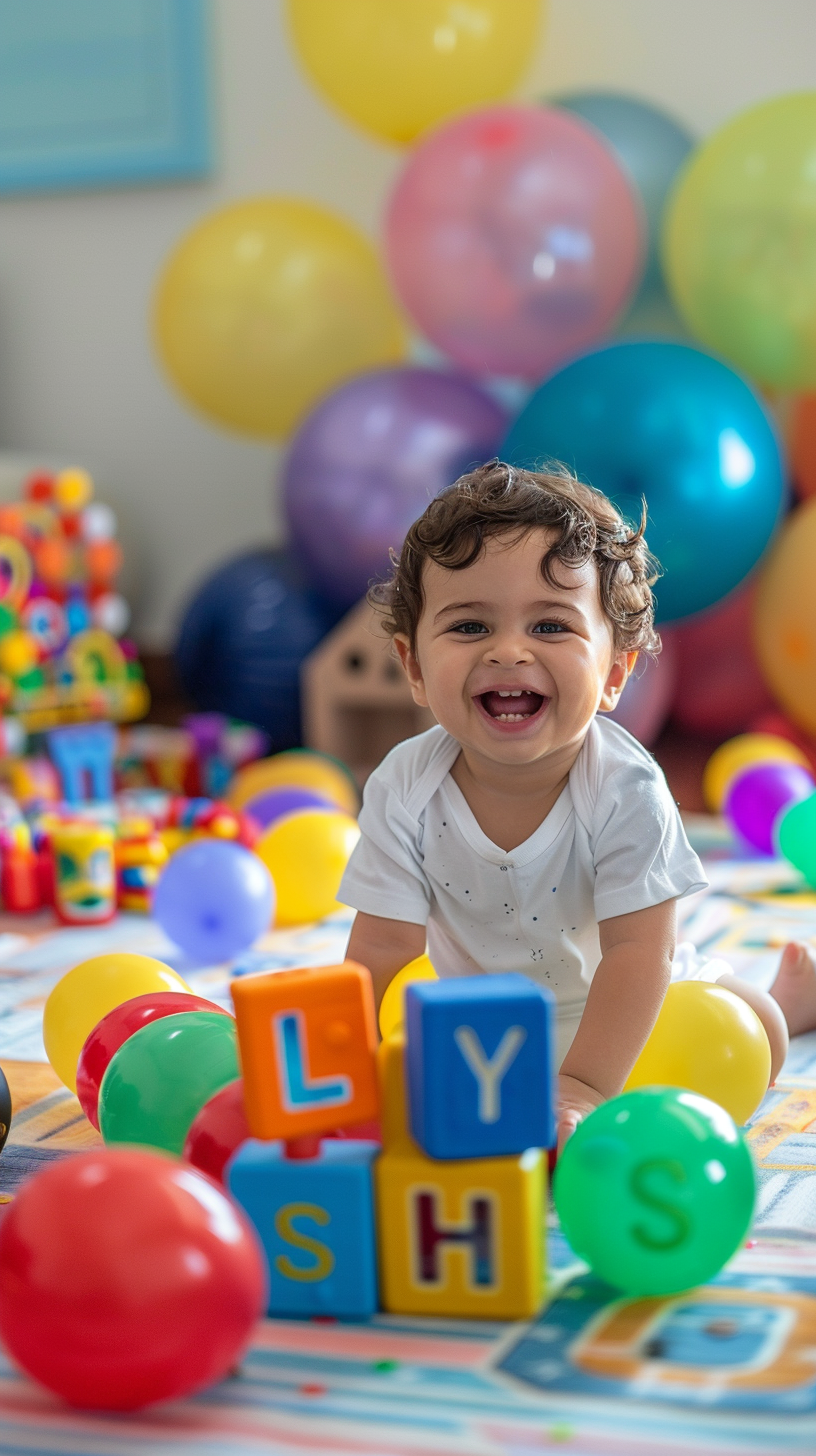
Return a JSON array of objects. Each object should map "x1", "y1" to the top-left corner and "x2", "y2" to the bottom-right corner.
[
  {"x1": 76, "y1": 990, "x2": 231, "y2": 1130},
  {"x1": 0, "y1": 1148, "x2": 265, "y2": 1410},
  {"x1": 406, "y1": 974, "x2": 555, "y2": 1160},
  {"x1": 231, "y1": 962, "x2": 379, "y2": 1142},
  {"x1": 43, "y1": 953, "x2": 191, "y2": 1093},
  {"x1": 152, "y1": 838, "x2": 274, "y2": 963},
  {"x1": 51, "y1": 821, "x2": 116, "y2": 925},
  {"x1": 47, "y1": 722, "x2": 116, "y2": 803},
  {"x1": 554, "y1": 1087, "x2": 757, "y2": 1297},
  {"x1": 228, "y1": 1138, "x2": 379, "y2": 1318},
  {"x1": 375, "y1": 1034, "x2": 546, "y2": 1320},
  {"x1": 98, "y1": 1010, "x2": 239, "y2": 1156},
  {"x1": 624, "y1": 982, "x2": 772, "y2": 1125}
]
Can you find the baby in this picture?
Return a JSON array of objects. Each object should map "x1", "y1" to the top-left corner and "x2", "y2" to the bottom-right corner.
[{"x1": 340, "y1": 462, "x2": 816, "y2": 1146}]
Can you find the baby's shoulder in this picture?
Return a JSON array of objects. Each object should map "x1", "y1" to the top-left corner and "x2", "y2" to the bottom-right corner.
[
  {"x1": 363, "y1": 724, "x2": 459, "y2": 819},
  {"x1": 571, "y1": 716, "x2": 672, "y2": 824}
]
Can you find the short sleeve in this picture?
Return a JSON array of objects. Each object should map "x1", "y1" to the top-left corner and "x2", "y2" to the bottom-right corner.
[
  {"x1": 338, "y1": 767, "x2": 431, "y2": 926},
  {"x1": 590, "y1": 758, "x2": 707, "y2": 923}
]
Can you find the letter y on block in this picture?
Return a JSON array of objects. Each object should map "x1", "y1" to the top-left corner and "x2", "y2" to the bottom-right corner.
[{"x1": 454, "y1": 1025, "x2": 526, "y2": 1123}]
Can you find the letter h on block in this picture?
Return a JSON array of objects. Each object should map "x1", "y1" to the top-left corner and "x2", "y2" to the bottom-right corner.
[
  {"x1": 406, "y1": 973, "x2": 555, "y2": 1160},
  {"x1": 231, "y1": 962, "x2": 379, "y2": 1140},
  {"x1": 376, "y1": 1036, "x2": 546, "y2": 1319}
]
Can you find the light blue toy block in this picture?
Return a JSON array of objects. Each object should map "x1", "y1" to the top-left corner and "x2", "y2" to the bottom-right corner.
[
  {"x1": 406, "y1": 974, "x2": 555, "y2": 1160},
  {"x1": 47, "y1": 722, "x2": 115, "y2": 803},
  {"x1": 227, "y1": 1138, "x2": 379, "y2": 1318}
]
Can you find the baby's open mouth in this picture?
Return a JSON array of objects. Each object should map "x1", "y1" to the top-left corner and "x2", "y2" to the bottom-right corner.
[{"x1": 479, "y1": 690, "x2": 545, "y2": 723}]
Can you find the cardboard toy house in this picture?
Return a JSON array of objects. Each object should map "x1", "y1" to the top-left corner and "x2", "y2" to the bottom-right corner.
[{"x1": 301, "y1": 601, "x2": 435, "y2": 785}]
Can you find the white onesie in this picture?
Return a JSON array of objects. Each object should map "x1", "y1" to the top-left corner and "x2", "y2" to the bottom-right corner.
[{"x1": 339, "y1": 716, "x2": 708, "y2": 1061}]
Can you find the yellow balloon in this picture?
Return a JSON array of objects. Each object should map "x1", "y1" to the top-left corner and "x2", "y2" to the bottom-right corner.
[
  {"x1": 0, "y1": 630, "x2": 39, "y2": 679},
  {"x1": 703, "y1": 733, "x2": 811, "y2": 813},
  {"x1": 753, "y1": 499, "x2": 816, "y2": 734},
  {"x1": 43, "y1": 953, "x2": 192, "y2": 1093},
  {"x1": 287, "y1": 0, "x2": 544, "y2": 145},
  {"x1": 379, "y1": 953, "x2": 437, "y2": 1040},
  {"x1": 625, "y1": 981, "x2": 771, "y2": 1126},
  {"x1": 256, "y1": 809, "x2": 361, "y2": 926},
  {"x1": 664, "y1": 93, "x2": 816, "y2": 390},
  {"x1": 228, "y1": 750, "x2": 359, "y2": 816},
  {"x1": 154, "y1": 198, "x2": 406, "y2": 440}
]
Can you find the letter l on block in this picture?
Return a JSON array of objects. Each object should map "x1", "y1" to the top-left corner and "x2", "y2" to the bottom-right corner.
[{"x1": 274, "y1": 1010, "x2": 352, "y2": 1112}]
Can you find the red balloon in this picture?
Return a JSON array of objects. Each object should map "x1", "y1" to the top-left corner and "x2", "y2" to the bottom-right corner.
[
  {"x1": 669, "y1": 579, "x2": 775, "y2": 737},
  {"x1": 0, "y1": 1148, "x2": 266, "y2": 1410},
  {"x1": 76, "y1": 991, "x2": 233, "y2": 1130},
  {"x1": 183, "y1": 1078, "x2": 250, "y2": 1184}
]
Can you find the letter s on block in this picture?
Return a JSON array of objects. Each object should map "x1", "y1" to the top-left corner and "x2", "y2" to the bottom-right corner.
[{"x1": 274, "y1": 1202, "x2": 335, "y2": 1282}]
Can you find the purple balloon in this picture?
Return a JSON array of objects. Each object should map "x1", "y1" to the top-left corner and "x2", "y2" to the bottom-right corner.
[
  {"x1": 283, "y1": 367, "x2": 507, "y2": 607},
  {"x1": 605, "y1": 634, "x2": 678, "y2": 748},
  {"x1": 725, "y1": 761, "x2": 815, "y2": 856},
  {"x1": 244, "y1": 786, "x2": 335, "y2": 829},
  {"x1": 153, "y1": 840, "x2": 274, "y2": 963}
]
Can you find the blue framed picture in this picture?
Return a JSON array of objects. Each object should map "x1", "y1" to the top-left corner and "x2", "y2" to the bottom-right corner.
[{"x1": 0, "y1": 0, "x2": 213, "y2": 193}]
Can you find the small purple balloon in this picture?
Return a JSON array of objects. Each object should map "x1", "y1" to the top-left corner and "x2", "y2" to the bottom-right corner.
[
  {"x1": 725, "y1": 761, "x2": 815, "y2": 856},
  {"x1": 244, "y1": 786, "x2": 335, "y2": 830},
  {"x1": 153, "y1": 839, "x2": 274, "y2": 963},
  {"x1": 283, "y1": 366, "x2": 507, "y2": 607}
]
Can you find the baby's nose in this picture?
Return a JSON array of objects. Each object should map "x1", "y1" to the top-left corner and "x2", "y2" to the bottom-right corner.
[{"x1": 484, "y1": 632, "x2": 534, "y2": 665}]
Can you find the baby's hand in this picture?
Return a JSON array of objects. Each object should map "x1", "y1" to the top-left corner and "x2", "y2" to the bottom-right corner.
[{"x1": 557, "y1": 1073, "x2": 605, "y2": 1154}]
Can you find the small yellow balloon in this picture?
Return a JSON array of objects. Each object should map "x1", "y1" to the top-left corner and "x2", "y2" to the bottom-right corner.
[
  {"x1": 664, "y1": 92, "x2": 816, "y2": 390},
  {"x1": 0, "y1": 630, "x2": 39, "y2": 679},
  {"x1": 753, "y1": 499, "x2": 816, "y2": 735},
  {"x1": 703, "y1": 733, "x2": 811, "y2": 813},
  {"x1": 379, "y1": 953, "x2": 437, "y2": 1040},
  {"x1": 287, "y1": 0, "x2": 544, "y2": 145},
  {"x1": 228, "y1": 750, "x2": 359, "y2": 816},
  {"x1": 43, "y1": 953, "x2": 192, "y2": 1093},
  {"x1": 54, "y1": 468, "x2": 93, "y2": 513},
  {"x1": 154, "y1": 197, "x2": 406, "y2": 440},
  {"x1": 256, "y1": 809, "x2": 361, "y2": 927},
  {"x1": 625, "y1": 981, "x2": 771, "y2": 1126}
]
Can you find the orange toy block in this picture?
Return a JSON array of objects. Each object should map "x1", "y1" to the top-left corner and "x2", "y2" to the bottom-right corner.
[{"x1": 231, "y1": 961, "x2": 379, "y2": 1140}]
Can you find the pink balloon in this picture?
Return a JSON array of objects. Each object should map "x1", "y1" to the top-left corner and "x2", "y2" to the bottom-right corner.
[
  {"x1": 385, "y1": 106, "x2": 644, "y2": 380},
  {"x1": 670, "y1": 579, "x2": 775, "y2": 737},
  {"x1": 603, "y1": 635, "x2": 678, "y2": 747}
]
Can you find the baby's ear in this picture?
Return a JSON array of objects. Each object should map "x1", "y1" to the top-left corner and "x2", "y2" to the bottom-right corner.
[
  {"x1": 393, "y1": 634, "x2": 429, "y2": 708},
  {"x1": 599, "y1": 649, "x2": 635, "y2": 711}
]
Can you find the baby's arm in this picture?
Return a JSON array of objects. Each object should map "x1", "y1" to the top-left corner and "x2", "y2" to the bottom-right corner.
[
  {"x1": 346, "y1": 910, "x2": 426, "y2": 1014},
  {"x1": 558, "y1": 899, "x2": 676, "y2": 1149}
]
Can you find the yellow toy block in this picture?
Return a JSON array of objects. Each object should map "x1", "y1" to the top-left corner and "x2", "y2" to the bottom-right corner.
[{"x1": 375, "y1": 1034, "x2": 546, "y2": 1319}]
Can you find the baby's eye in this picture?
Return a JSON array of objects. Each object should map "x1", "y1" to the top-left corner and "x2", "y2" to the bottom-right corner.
[
  {"x1": 533, "y1": 620, "x2": 568, "y2": 635},
  {"x1": 450, "y1": 620, "x2": 488, "y2": 635}
]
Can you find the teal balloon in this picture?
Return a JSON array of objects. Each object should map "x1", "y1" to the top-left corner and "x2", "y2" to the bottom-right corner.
[
  {"x1": 502, "y1": 341, "x2": 785, "y2": 622},
  {"x1": 554, "y1": 1087, "x2": 756, "y2": 1297},
  {"x1": 553, "y1": 92, "x2": 694, "y2": 296},
  {"x1": 99, "y1": 1011, "x2": 239, "y2": 1157},
  {"x1": 777, "y1": 791, "x2": 816, "y2": 887}
]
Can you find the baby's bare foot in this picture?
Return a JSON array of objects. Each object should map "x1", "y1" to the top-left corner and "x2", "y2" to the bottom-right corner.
[{"x1": 769, "y1": 942, "x2": 816, "y2": 1038}]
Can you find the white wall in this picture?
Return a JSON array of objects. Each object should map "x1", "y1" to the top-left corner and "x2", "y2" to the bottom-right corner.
[{"x1": 0, "y1": 0, "x2": 812, "y2": 647}]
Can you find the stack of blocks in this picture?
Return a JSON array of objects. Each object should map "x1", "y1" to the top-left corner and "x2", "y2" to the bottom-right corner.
[{"x1": 229, "y1": 963, "x2": 555, "y2": 1321}]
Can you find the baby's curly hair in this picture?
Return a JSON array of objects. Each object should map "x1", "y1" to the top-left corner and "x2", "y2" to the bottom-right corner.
[{"x1": 370, "y1": 459, "x2": 661, "y2": 655}]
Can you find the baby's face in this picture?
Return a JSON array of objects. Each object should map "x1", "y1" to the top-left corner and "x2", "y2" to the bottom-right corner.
[{"x1": 394, "y1": 530, "x2": 634, "y2": 771}]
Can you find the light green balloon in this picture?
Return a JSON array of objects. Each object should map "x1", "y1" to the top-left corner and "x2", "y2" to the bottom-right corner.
[
  {"x1": 554, "y1": 1087, "x2": 756, "y2": 1297},
  {"x1": 777, "y1": 791, "x2": 816, "y2": 887},
  {"x1": 664, "y1": 93, "x2": 816, "y2": 390},
  {"x1": 99, "y1": 1011, "x2": 239, "y2": 1157}
]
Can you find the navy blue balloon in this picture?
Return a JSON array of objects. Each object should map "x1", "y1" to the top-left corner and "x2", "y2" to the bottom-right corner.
[
  {"x1": 503, "y1": 341, "x2": 785, "y2": 622},
  {"x1": 553, "y1": 92, "x2": 694, "y2": 297},
  {"x1": 175, "y1": 550, "x2": 340, "y2": 749},
  {"x1": 153, "y1": 839, "x2": 274, "y2": 964}
]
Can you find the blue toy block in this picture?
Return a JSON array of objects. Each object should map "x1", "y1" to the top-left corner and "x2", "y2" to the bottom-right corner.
[
  {"x1": 227, "y1": 1138, "x2": 379, "y2": 1318},
  {"x1": 47, "y1": 722, "x2": 115, "y2": 803},
  {"x1": 406, "y1": 974, "x2": 555, "y2": 1160}
]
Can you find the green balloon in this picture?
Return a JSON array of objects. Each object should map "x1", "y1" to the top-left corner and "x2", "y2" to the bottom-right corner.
[
  {"x1": 777, "y1": 792, "x2": 816, "y2": 887},
  {"x1": 554, "y1": 1087, "x2": 756, "y2": 1297},
  {"x1": 99, "y1": 1011, "x2": 239, "y2": 1156}
]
